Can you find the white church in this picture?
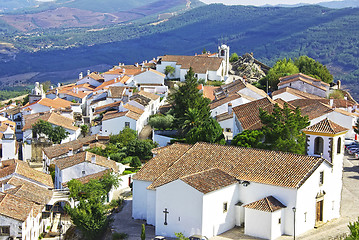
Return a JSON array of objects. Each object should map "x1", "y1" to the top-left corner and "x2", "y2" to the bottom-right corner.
[
  {"x1": 156, "y1": 45, "x2": 230, "y2": 82},
  {"x1": 132, "y1": 118, "x2": 347, "y2": 239}
]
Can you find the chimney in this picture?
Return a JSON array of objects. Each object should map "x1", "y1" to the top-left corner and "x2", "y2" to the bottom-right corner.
[
  {"x1": 330, "y1": 98, "x2": 334, "y2": 107},
  {"x1": 82, "y1": 144, "x2": 89, "y2": 151},
  {"x1": 136, "y1": 63, "x2": 139, "y2": 67},
  {"x1": 228, "y1": 103, "x2": 233, "y2": 115},
  {"x1": 76, "y1": 87, "x2": 79, "y2": 94},
  {"x1": 114, "y1": 78, "x2": 117, "y2": 83},
  {"x1": 1, "y1": 183, "x2": 4, "y2": 192},
  {"x1": 55, "y1": 89, "x2": 59, "y2": 96},
  {"x1": 145, "y1": 60, "x2": 148, "y2": 63},
  {"x1": 50, "y1": 86, "x2": 54, "y2": 90},
  {"x1": 337, "y1": 80, "x2": 341, "y2": 89},
  {"x1": 141, "y1": 67, "x2": 144, "y2": 71},
  {"x1": 87, "y1": 70, "x2": 91, "y2": 76},
  {"x1": 57, "y1": 83, "x2": 61, "y2": 88},
  {"x1": 123, "y1": 69, "x2": 126, "y2": 74},
  {"x1": 91, "y1": 155, "x2": 96, "y2": 164},
  {"x1": 68, "y1": 148, "x2": 73, "y2": 156},
  {"x1": 79, "y1": 72, "x2": 83, "y2": 79}
]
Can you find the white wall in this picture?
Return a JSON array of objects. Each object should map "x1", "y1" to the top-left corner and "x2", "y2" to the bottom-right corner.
[
  {"x1": 156, "y1": 180, "x2": 203, "y2": 238},
  {"x1": 272, "y1": 92, "x2": 301, "y2": 102},
  {"x1": 156, "y1": 62, "x2": 179, "y2": 79},
  {"x1": 211, "y1": 98, "x2": 245, "y2": 118},
  {"x1": 102, "y1": 116, "x2": 137, "y2": 136},
  {"x1": 132, "y1": 180, "x2": 153, "y2": 220},
  {"x1": 245, "y1": 208, "x2": 272, "y2": 239},
  {"x1": 77, "y1": 77, "x2": 101, "y2": 87},
  {"x1": 0, "y1": 214, "x2": 22, "y2": 240},
  {"x1": 135, "y1": 71, "x2": 164, "y2": 86},
  {"x1": 153, "y1": 131, "x2": 174, "y2": 147},
  {"x1": 279, "y1": 81, "x2": 327, "y2": 98},
  {"x1": 147, "y1": 189, "x2": 157, "y2": 225},
  {"x1": 202, "y1": 183, "x2": 238, "y2": 238}
]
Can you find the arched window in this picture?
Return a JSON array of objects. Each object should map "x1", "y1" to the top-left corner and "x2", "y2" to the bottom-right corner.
[
  {"x1": 337, "y1": 137, "x2": 342, "y2": 154},
  {"x1": 314, "y1": 137, "x2": 324, "y2": 155},
  {"x1": 221, "y1": 50, "x2": 225, "y2": 56}
]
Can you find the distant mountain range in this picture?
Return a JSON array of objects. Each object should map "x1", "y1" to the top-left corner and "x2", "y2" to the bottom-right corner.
[{"x1": 0, "y1": 3, "x2": 359, "y2": 97}]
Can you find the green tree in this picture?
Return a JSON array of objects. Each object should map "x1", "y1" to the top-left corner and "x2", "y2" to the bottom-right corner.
[
  {"x1": 294, "y1": 56, "x2": 333, "y2": 84},
  {"x1": 164, "y1": 65, "x2": 175, "y2": 79},
  {"x1": 80, "y1": 124, "x2": 89, "y2": 137},
  {"x1": 141, "y1": 224, "x2": 146, "y2": 240},
  {"x1": 49, "y1": 125, "x2": 69, "y2": 144},
  {"x1": 259, "y1": 103, "x2": 310, "y2": 154},
  {"x1": 130, "y1": 156, "x2": 142, "y2": 168},
  {"x1": 126, "y1": 139, "x2": 157, "y2": 160},
  {"x1": 22, "y1": 94, "x2": 29, "y2": 106},
  {"x1": 148, "y1": 114, "x2": 174, "y2": 130},
  {"x1": 32, "y1": 119, "x2": 52, "y2": 137},
  {"x1": 65, "y1": 173, "x2": 119, "y2": 240},
  {"x1": 347, "y1": 217, "x2": 359, "y2": 240},
  {"x1": 202, "y1": 48, "x2": 207, "y2": 54},
  {"x1": 229, "y1": 52, "x2": 239, "y2": 62},
  {"x1": 186, "y1": 118, "x2": 225, "y2": 144},
  {"x1": 329, "y1": 90, "x2": 344, "y2": 99},
  {"x1": 260, "y1": 58, "x2": 299, "y2": 91},
  {"x1": 169, "y1": 67, "x2": 211, "y2": 128},
  {"x1": 231, "y1": 130, "x2": 264, "y2": 148},
  {"x1": 32, "y1": 119, "x2": 69, "y2": 143},
  {"x1": 109, "y1": 127, "x2": 137, "y2": 147},
  {"x1": 354, "y1": 118, "x2": 359, "y2": 136}
]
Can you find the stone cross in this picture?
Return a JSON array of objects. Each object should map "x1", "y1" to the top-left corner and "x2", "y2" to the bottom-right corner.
[{"x1": 163, "y1": 208, "x2": 169, "y2": 225}]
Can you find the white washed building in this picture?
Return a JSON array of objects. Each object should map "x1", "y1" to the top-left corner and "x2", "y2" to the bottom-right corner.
[{"x1": 132, "y1": 119, "x2": 347, "y2": 239}]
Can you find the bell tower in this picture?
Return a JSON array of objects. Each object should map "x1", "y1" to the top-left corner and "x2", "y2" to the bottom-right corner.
[
  {"x1": 218, "y1": 44, "x2": 230, "y2": 77},
  {"x1": 302, "y1": 118, "x2": 348, "y2": 220}
]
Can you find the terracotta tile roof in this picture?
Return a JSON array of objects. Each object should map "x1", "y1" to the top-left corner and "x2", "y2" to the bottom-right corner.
[
  {"x1": 0, "y1": 160, "x2": 53, "y2": 188},
  {"x1": 202, "y1": 86, "x2": 219, "y2": 101},
  {"x1": 83, "y1": 72, "x2": 104, "y2": 81},
  {"x1": 5, "y1": 106, "x2": 21, "y2": 115},
  {"x1": 133, "y1": 143, "x2": 193, "y2": 182},
  {"x1": 303, "y1": 118, "x2": 348, "y2": 135},
  {"x1": 136, "y1": 142, "x2": 327, "y2": 190},
  {"x1": 108, "y1": 86, "x2": 127, "y2": 98},
  {"x1": 59, "y1": 88, "x2": 92, "y2": 99},
  {"x1": 274, "y1": 98, "x2": 296, "y2": 110},
  {"x1": 278, "y1": 73, "x2": 329, "y2": 91},
  {"x1": 272, "y1": 87, "x2": 325, "y2": 99},
  {"x1": 214, "y1": 80, "x2": 246, "y2": 98},
  {"x1": 232, "y1": 97, "x2": 276, "y2": 130},
  {"x1": 6, "y1": 177, "x2": 53, "y2": 205},
  {"x1": 23, "y1": 111, "x2": 78, "y2": 131},
  {"x1": 124, "y1": 103, "x2": 145, "y2": 115},
  {"x1": 216, "y1": 112, "x2": 233, "y2": 122},
  {"x1": 180, "y1": 168, "x2": 237, "y2": 194},
  {"x1": 244, "y1": 196, "x2": 286, "y2": 212},
  {"x1": 62, "y1": 169, "x2": 111, "y2": 187},
  {"x1": 210, "y1": 93, "x2": 241, "y2": 110},
  {"x1": 0, "y1": 193, "x2": 37, "y2": 221},
  {"x1": 43, "y1": 135, "x2": 108, "y2": 159},
  {"x1": 289, "y1": 100, "x2": 333, "y2": 120},
  {"x1": 23, "y1": 97, "x2": 72, "y2": 110},
  {"x1": 160, "y1": 55, "x2": 223, "y2": 73},
  {"x1": 148, "y1": 69, "x2": 166, "y2": 77},
  {"x1": 102, "y1": 110, "x2": 127, "y2": 121},
  {"x1": 94, "y1": 101, "x2": 122, "y2": 114},
  {"x1": 137, "y1": 90, "x2": 160, "y2": 101},
  {"x1": 125, "y1": 111, "x2": 142, "y2": 120},
  {"x1": 53, "y1": 152, "x2": 118, "y2": 172}
]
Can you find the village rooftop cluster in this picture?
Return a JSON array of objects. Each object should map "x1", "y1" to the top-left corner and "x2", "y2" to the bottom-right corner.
[{"x1": 0, "y1": 45, "x2": 357, "y2": 239}]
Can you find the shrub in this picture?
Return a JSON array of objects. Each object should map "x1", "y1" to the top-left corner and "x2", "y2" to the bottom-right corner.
[
  {"x1": 112, "y1": 232, "x2": 128, "y2": 240},
  {"x1": 110, "y1": 152, "x2": 127, "y2": 162},
  {"x1": 121, "y1": 156, "x2": 132, "y2": 165},
  {"x1": 130, "y1": 156, "x2": 142, "y2": 168}
]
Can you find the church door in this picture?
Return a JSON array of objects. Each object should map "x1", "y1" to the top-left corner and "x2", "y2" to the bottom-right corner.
[{"x1": 316, "y1": 200, "x2": 323, "y2": 223}]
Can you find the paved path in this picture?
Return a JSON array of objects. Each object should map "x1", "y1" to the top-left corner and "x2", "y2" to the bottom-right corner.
[{"x1": 211, "y1": 154, "x2": 359, "y2": 240}]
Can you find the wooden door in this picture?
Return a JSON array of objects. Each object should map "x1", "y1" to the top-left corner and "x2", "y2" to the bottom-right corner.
[{"x1": 316, "y1": 200, "x2": 323, "y2": 222}]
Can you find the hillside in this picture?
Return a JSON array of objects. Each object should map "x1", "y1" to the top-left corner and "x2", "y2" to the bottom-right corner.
[{"x1": 0, "y1": 4, "x2": 358, "y2": 96}]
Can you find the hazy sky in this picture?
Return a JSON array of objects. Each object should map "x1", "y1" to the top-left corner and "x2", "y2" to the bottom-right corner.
[{"x1": 200, "y1": 0, "x2": 340, "y2": 6}]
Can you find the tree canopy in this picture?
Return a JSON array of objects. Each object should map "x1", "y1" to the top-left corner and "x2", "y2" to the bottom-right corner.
[
  {"x1": 32, "y1": 119, "x2": 69, "y2": 144},
  {"x1": 65, "y1": 173, "x2": 119, "y2": 240},
  {"x1": 229, "y1": 52, "x2": 239, "y2": 62},
  {"x1": 169, "y1": 67, "x2": 225, "y2": 144},
  {"x1": 294, "y1": 56, "x2": 333, "y2": 83},
  {"x1": 232, "y1": 104, "x2": 309, "y2": 154},
  {"x1": 164, "y1": 65, "x2": 175, "y2": 79}
]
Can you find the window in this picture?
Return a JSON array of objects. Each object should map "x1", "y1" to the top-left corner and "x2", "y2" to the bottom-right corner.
[
  {"x1": 314, "y1": 137, "x2": 324, "y2": 155},
  {"x1": 337, "y1": 137, "x2": 342, "y2": 154},
  {"x1": 332, "y1": 201, "x2": 335, "y2": 210},
  {"x1": 0, "y1": 226, "x2": 10, "y2": 236},
  {"x1": 125, "y1": 122, "x2": 130, "y2": 128},
  {"x1": 17, "y1": 125, "x2": 21, "y2": 130},
  {"x1": 82, "y1": 170, "x2": 86, "y2": 176},
  {"x1": 223, "y1": 202, "x2": 228, "y2": 213},
  {"x1": 278, "y1": 218, "x2": 281, "y2": 224},
  {"x1": 319, "y1": 171, "x2": 324, "y2": 185},
  {"x1": 304, "y1": 212, "x2": 307, "y2": 222}
]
